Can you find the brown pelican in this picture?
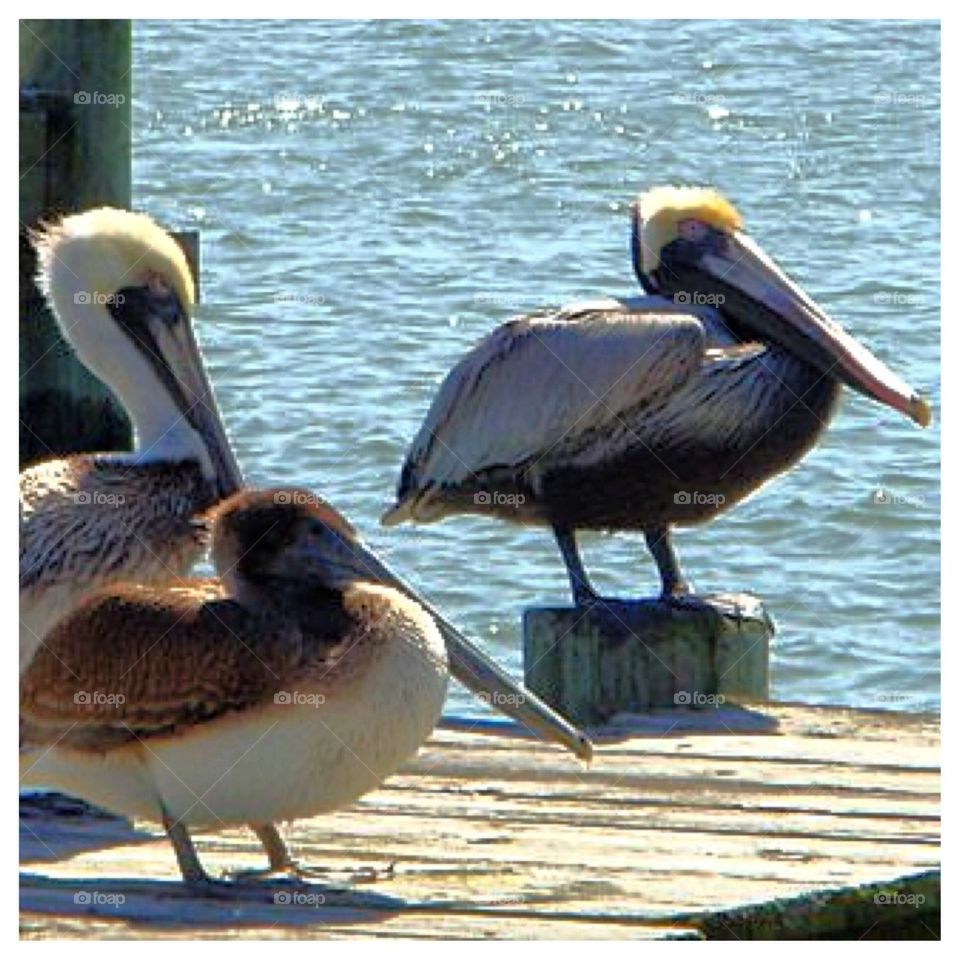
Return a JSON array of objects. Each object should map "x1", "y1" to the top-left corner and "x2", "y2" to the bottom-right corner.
[
  {"x1": 21, "y1": 489, "x2": 452, "y2": 886},
  {"x1": 20, "y1": 210, "x2": 591, "y2": 759},
  {"x1": 382, "y1": 186, "x2": 931, "y2": 605},
  {"x1": 20, "y1": 208, "x2": 243, "y2": 672}
]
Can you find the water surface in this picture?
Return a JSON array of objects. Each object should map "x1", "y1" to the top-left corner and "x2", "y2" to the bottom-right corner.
[{"x1": 133, "y1": 19, "x2": 940, "y2": 715}]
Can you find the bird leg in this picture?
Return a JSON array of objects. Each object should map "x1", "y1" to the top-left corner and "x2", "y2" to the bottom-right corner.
[
  {"x1": 162, "y1": 810, "x2": 213, "y2": 885},
  {"x1": 223, "y1": 823, "x2": 300, "y2": 882},
  {"x1": 160, "y1": 811, "x2": 383, "y2": 893},
  {"x1": 156, "y1": 780, "x2": 255, "y2": 894},
  {"x1": 227, "y1": 822, "x2": 385, "y2": 886},
  {"x1": 553, "y1": 525, "x2": 600, "y2": 606},
  {"x1": 253, "y1": 822, "x2": 295, "y2": 871},
  {"x1": 644, "y1": 527, "x2": 692, "y2": 600}
]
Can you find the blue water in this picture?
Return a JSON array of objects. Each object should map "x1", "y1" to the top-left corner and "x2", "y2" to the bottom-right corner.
[{"x1": 132, "y1": 19, "x2": 940, "y2": 715}]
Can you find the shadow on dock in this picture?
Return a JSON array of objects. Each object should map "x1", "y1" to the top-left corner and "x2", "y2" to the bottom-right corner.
[
  {"x1": 19, "y1": 872, "x2": 407, "y2": 931},
  {"x1": 440, "y1": 704, "x2": 780, "y2": 746}
]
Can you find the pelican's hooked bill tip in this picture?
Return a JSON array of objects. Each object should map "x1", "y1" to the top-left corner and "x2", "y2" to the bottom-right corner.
[{"x1": 912, "y1": 394, "x2": 933, "y2": 429}]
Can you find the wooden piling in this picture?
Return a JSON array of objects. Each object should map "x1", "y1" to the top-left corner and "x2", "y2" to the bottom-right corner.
[
  {"x1": 19, "y1": 19, "x2": 133, "y2": 467},
  {"x1": 524, "y1": 593, "x2": 773, "y2": 725}
]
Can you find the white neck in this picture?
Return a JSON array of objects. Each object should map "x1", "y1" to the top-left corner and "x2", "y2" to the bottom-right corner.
[{"x1": 53, "y1": 291, "x2": 207, "y2": 464}]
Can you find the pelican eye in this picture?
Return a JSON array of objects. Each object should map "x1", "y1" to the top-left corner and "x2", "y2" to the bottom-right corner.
[
  {"x1": 677, "y1": 218, "x2": 710, "y2": 243},
  {"x1": 108, "y1": 285, "x2": 183, "y2": 329}
]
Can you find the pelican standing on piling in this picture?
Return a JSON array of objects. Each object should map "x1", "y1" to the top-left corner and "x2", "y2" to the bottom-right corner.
[
  {"x1": 23, "y1": 488, "x2": 482, "y2": 885},
  {"x1": 20, "y1": 209, "x2": 243, "y2": 671},
  {"x1": 382, "y1": 186, "x2": 931, "y2": 605}
]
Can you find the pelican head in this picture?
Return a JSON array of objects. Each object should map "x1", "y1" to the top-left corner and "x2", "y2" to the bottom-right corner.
[
  {"x1": 212, "y1": 488, "x2": 367, "y2": 601},
  {"x1": 212, "y1": 488, "x2": 593, "y2": 760},
  {"x1": 631, "y1": 186, "x2": 931, "y2": 428},
  {"x1": 32, "y1": 208, "x2": 243, "y2": 496}
]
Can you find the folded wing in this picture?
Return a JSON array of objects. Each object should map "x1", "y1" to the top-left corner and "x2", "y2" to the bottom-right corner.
[
  {"x1": 385, "y1": 299, "x2": 710, "y2": 521},
  {"x1": 20, "y1": 584, "x2": 300, "y2": 750}
]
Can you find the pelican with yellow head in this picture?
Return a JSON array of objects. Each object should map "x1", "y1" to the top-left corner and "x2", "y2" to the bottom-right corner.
[
  {"x1": 20, "y1": 208, "x2": 244, "y2": 671},
  {"x1": 383, "y1": 185, "x2": 931, "y2": 604}
]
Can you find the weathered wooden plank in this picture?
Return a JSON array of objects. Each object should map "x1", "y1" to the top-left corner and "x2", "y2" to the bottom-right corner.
[{"x1": 19, "y1": 703, "x2": 940, "y2": 939}]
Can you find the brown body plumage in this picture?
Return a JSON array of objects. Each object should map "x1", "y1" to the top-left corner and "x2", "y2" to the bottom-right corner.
[
  {"x1": 20, "y1": 458, "x2": 216, "y2": 665},
  {"x1": 21, "y1": 489, "x2": 450, "y2": 885}
]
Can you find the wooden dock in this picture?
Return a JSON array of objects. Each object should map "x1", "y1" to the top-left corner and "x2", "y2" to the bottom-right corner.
[{"x1": 20, "y1": 702, "x2": 940, "y2": 939}]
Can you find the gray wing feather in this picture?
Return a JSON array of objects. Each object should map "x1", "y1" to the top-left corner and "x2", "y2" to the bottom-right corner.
[{"x1": 398, "y1": 301, "x2": 708, "y2": 500}]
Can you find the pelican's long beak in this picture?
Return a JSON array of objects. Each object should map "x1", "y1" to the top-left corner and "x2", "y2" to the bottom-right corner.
[
  {"x1": 117, "y1": 287, "x2": 245, "y2": 497},
  {"x1": 693, "y1": 232, "x2": 931, "y2": 427},
  {"x1": 161, "y1": 314, "x2": 245, "y2": 497},
  {"x1": 321, "y1": 532, "x2": 593, "y2": 761}
]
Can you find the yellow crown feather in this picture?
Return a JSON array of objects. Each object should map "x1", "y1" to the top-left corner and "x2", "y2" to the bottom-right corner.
[
  {"x1": 636, "y1": 186, "x2": 743, "y2": 273},
  {"x1": 32, "y1": 207, "x2": 195, "y2": 316}
]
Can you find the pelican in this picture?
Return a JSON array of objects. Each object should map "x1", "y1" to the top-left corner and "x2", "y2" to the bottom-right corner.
[
  {"x1": 20, "y1": 210, "x2": 591, "y2": 760},
  {"x1": 382, "y1": 186, "x2": 931, "y2": 605},
  {"x1": 21, "y1": 488, "x2": 453, "y2": 885},
  {"x1": 20, "y1": 208, "x2": 243, "y2": 671}
]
